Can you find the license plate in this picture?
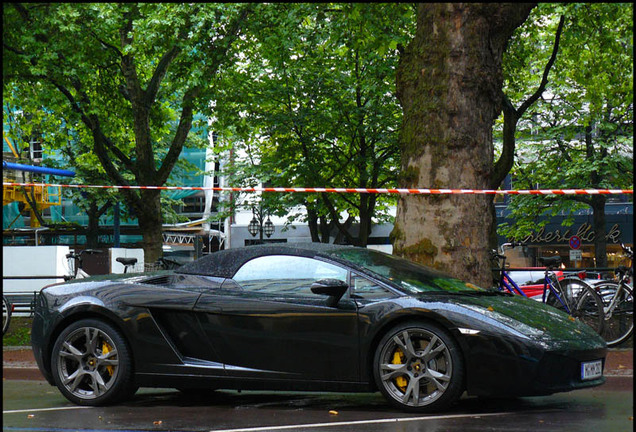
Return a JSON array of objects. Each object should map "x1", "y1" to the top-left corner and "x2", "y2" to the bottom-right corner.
[{"x1": 581, "y1": 360, "x2": 603, "y2": 380}]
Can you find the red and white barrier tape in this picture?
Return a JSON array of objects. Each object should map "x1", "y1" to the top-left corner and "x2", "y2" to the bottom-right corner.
[{"x1": 3, "y1": 182, "x2": 633, "y2": 195}]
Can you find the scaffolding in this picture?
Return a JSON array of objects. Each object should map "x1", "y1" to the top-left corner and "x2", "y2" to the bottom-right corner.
[{"x1": 3, "y1": 134, "x2": 63, "y2": 228}]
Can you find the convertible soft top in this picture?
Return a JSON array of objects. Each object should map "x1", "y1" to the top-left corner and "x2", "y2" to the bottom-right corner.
[{"x1": 175, "y1": 243, "x2": 354, "y2": 278}]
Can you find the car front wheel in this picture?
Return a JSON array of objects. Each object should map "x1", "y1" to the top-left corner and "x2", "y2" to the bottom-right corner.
[
  {"x1": 51, "y1": 318, "x2": 136, "y2": 406},
  {"x1": 373, "y1": 321, "x2": 464, "y2": 412}
]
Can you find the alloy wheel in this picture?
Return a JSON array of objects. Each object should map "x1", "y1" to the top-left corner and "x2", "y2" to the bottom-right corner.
[
  {"x1": 374, "y1": 323, "x2": 463, "y2": 411},
  {"x1": 56, "y1": 326, "x2": 120, "y2": 400}
]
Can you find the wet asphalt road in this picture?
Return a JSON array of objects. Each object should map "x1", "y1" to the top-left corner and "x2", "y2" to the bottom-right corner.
[{"x1": 2, "y1": 376, "x2": 633, "y2": 432}]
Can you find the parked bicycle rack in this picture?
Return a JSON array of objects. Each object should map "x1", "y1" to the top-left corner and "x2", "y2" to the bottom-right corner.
[
  {"x1": 4, "y1": 292, "x2": 38, "y2": 316},
  {"x1": 3, "y1": 275, "x2": 64, "y2": 316}
]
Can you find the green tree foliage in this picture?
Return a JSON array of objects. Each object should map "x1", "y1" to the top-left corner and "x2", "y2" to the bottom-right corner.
[
  {"x1": 498, "y1": 3, "x2": 633, "y2": 266},
  {"x1": 3, "y1": 3, "x2": 253, "y2": 261},
  {"x1": 211, "y1": 3, "x2": 415, "y2": 246}
]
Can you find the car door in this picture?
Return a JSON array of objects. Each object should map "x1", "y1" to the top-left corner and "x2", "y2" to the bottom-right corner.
[
  {"x1": 117, "y1": 274, "x2": 227, "y2": 376},
  {"x1": 194, "y1": 254, "x2": 360, "y2": 382}
]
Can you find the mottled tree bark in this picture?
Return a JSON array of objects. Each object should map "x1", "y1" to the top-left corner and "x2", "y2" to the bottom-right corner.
[{"x1": 392, "y1": 3, "x2": 535, "y2": 287}]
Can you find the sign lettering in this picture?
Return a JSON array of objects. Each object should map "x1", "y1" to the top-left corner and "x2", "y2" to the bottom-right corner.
[{"x1": 521, "y1": 223, "x2": 622, "y2": 245}]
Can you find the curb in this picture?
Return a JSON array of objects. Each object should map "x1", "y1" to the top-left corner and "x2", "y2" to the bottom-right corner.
[{"x1": 2, "y1": 367, "x2": 45, "y2": 381}]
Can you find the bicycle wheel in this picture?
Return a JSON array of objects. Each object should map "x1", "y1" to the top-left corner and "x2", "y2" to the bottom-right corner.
[
  {"x1": 572, "y1": 285, "x2": 605, "y2": 335},
  {"x1": 547, "y1": 278, "x2": 604, "y2": 335},
  {"x1": 3, "y1": 296, "x2": 12, "y2": 336},
  {"x1": 545, "y1": 276, "x2": 581, "y2": 312},
  {"x1": 595, "y1": 282, "x2": 633, "y2": 347}
]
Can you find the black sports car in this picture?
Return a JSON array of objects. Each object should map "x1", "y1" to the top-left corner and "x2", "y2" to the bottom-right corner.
[{"x1": 31, "y1": 243, "x2": 607, "y2": 412}]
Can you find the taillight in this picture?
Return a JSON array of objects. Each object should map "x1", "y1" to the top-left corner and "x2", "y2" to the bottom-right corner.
[{"x1": 578, "y1": 271, "x2": 587, "y2": 279}]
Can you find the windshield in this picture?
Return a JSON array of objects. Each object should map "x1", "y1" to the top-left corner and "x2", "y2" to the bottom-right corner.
[{"x1": 328, "y1": 248, "x2": 486, "y2": 294}]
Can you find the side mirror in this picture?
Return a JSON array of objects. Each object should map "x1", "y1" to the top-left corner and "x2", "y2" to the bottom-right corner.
[{"x1": 311, "y1": 279, "x2": 349, "y2": 307}]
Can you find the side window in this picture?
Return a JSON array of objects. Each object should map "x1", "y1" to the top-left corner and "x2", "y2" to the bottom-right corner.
[
  {"x1": 233, "y1": 255, "x2": 348, "y2": 297},
  {"x1": 351, "y1": 273, "x2": 395, "y2": 300}
]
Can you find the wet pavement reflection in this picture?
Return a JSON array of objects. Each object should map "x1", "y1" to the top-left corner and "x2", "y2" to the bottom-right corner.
[{"x1": 3, "y1": 377, "x2": 633, "y2": 432}]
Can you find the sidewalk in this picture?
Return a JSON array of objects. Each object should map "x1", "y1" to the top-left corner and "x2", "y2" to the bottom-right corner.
[{"x1": 2, "y1": 346, "x2": 633, "y2": 381}]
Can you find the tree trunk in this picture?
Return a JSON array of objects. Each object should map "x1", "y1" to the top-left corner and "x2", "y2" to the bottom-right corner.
[
  {"x1": 585, "y1": 124, "x2": 609, "y2": 268},
  {"x1": 128, "y1": 189, "x2": 163, "y2": 264},
  {"x1": 85, "y1": 200, "x2": 110, "y2": 249},
  {"x1": 305, "y1": 205, "x2": 336, "y2": 243},
  {"x1": 590, "y1": 190, "x2": 608, "y2": 268},
  {"x1": 392, "y1": 3, "x2": 534, "y2": 287},
  {"x1": 357, "y1": 194, "x2": 372, "y2": 247},
  {"x1": 319, "y1": 215, "x2": 332, "y2": 243},
  {"x1": 306, "y1": 206, "x2": 321, "y2": 243},
  {"x1": 86, "y1": 202, "x2": 101, "y2": 249}
]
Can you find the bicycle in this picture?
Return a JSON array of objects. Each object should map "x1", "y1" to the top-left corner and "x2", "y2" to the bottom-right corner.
[
  {"x1": 3, "y1": 295, "x2": 12, "y2": 335},
  {"x1": 492, "y1": 242, "x2": 605, "y2": 335},
  {"x1": 592, "y1": 244, "x2": 633, "y2": 347},
  {"x1": 64, "y1": 249, "x2": 102, "y2": 281},
  {"x1": 66, "y1": 249, "x2": 143, "y2": 279}
]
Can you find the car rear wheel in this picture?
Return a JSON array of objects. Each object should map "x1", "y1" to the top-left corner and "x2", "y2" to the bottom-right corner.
[
  {"x1": 51, "y1": 319, "x2": 136, "y2": 406},
  {"x1": 373, "y1": 321, "x2": 464, "y2": 412}
]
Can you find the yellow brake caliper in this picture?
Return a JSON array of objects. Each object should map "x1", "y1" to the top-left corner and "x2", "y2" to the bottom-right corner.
[
  {"x1": 102, "y1": 342, "x2": 114, "y2": 376},
  {"x1": 392, "y1": 348, "x2": 407, "y2": 391}
]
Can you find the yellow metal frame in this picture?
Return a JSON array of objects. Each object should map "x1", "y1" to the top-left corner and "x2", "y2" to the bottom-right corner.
[
  {"x1": 4, "y1": 133, "x2": 20, "y2": 158},
  {"x1": 3, "y1": 133, "x2": 62, "y2": 227},
  {"x1": 3, "y1": 185, "x2": 62, "y2": 227}
]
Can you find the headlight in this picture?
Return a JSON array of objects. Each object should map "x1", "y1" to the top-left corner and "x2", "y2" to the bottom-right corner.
[{"x1": 460, "y1": 304, "x2": 546, "y2": 339}]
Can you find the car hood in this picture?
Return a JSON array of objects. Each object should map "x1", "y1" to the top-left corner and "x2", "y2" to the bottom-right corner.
[{"x1": 418, "y1": 292, "x2": 604, "y2": 345}]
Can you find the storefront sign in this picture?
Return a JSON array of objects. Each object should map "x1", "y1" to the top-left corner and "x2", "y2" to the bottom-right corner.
[{"x1": 522, "y1": 223, "x2": 622, "y2": 245}]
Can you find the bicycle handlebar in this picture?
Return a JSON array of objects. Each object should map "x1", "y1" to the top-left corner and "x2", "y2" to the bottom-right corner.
[
  {"x1": 66, "y1": 249, "x2": 103, "y2": 259},
  {"x1": 500, "y1": 241, "x2": 525, "y2": 252},
  {"x1": 490, "y1": 249, "x2": 505, "y2": 259},
  {"x1": 65, "y1": 249, "x2": 103, "y2": 279},
  {"x1": 493, "y1": 241, "x2": 527, "y2": 261}
]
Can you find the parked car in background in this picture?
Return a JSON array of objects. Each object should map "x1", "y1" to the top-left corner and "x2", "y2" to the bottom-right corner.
[{"x1": 506, "y1": 269, "x2": 565, "y2": 299}]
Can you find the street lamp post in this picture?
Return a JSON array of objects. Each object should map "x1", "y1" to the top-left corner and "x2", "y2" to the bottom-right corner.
[{"x1": 247, "y1": 204, "x2": 275, "y2": 244}]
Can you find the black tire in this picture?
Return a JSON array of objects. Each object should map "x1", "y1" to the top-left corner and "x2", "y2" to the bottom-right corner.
[
  {"x1": 2, "y1": 296, "x2": 11, "y2": 336},
  {"x1": 51, "y1": 319, "x2": 137, "y2": 406},
  {"x1": 545, "y1": 276, "x2": 581, "y2": 312},
  {"x1": 596, "y1": 282, "x2": 633, "y2": 347},
  {"x1": 572, "y1": 286, "x2": 605, "y2": 335},
  {"x1": 373, "y1": 321, "x2": 464, "y2": 413}
]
